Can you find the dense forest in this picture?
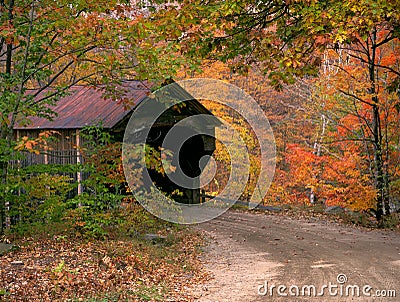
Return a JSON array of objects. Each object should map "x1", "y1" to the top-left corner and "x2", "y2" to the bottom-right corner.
[
  {"x1": 0, "y1": 0, "x2": 399, "y2": 300},
  {"x1": 1, "y1": 0, "x2": 399, "y2": 233}
]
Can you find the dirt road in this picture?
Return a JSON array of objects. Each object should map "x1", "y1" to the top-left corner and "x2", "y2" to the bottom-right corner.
[{"x1": 191, "y1": 210, "x2": 400, "y2": 301}]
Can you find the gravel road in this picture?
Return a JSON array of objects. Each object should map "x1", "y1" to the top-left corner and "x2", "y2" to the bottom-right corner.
[{"x1": 192, "y1": 210, "x2": 400, "y2": 302}]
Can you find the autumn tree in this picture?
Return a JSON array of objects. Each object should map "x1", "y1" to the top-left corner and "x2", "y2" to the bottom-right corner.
[
  {"x1": 158, "y1": 0, "x2": 400, "y2": 221},
  {"x1": 0, "y1": 0, "x2": 185, "y2": 232},
  {"x1": 328, "y1": 36, "x2": 399, "y2": 218}
]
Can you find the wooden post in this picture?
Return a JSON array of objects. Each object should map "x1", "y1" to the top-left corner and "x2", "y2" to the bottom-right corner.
[
  {"x1": 76, "y1": 129, "x2": 83, "y2": 196},
  {"x1": 201, "y1": 189, "x2": 206, "y2": 203},
  {"x1": 44, "y1": 137, "x2": 48, "y2": 165}
]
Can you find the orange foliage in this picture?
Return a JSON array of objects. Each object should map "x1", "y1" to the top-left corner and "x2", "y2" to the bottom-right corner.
[{"x1": 282, "y1": 144, "x2": 375, "y2": 210}]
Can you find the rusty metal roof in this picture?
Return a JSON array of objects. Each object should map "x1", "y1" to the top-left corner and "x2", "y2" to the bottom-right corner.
[{"x1": 14, "y1": 81, "x2": 151, "y2": 130}]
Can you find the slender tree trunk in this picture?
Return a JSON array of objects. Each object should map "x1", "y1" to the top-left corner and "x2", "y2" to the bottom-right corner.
[
  {"x1": 0, "y1": 125, "x2": 11, "y2": 233},
  {"x1": 5, "y1": 0, "x2": 14, "y2": 74},
  {"x1": 369, "y1": 29, "x2": 386, "y2": 222},
  {"x1": 0, "y1": 0, "x2": 16, "y2": 233},
  {"x1": 310, "y1": 114, "x2": 328, "y2": 204},
  {"x1": 0, "y1": 161, "x2": 5, "y2": 234},
  {"x1": 372, "y1": 103, "x2": 384, "y2": 221}
]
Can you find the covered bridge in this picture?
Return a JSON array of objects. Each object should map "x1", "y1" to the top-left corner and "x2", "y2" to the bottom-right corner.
[{"x1": 14, "y1": 80, "x2": 220, "y2": 204}]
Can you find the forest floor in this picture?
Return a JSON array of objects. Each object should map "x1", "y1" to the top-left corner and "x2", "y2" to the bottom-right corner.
[
  {"x1": 1, "y1": 208, "x2": 399, "y2": 301},
  {"x1": 190, "y1": 209, "x2": 400, "y2": 302},
  {"x1": 0, "y1": 217, "x2": 208, "y2": 301}
]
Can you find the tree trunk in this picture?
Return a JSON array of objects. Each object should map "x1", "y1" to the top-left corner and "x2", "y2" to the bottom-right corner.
[
  {"x1": 372, "y1": 103, "x2": 384, "y2": 222},
  {"x1": 1, "y1": 24, "x2": 16, "y2": 230},
  {"x1": 0, "y1": 159, "x2": 9, "y2": 234},
  {"x1": 310, "y1": 114, "x2": 328, "y2": 204},
  {"x1": 369, "y1": 29, "x2": 388, "y2": 222}
]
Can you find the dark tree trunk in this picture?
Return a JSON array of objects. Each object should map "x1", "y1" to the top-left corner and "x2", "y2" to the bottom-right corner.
[
  {"x1": 372, "y1": 103, "x2": 384, "y2": 222},
  {"x1": 369, "y1": 29, "x2": 390, "y2": 223},
  {"x1": 0, "y1": 0, "x2": 15, "y2": 234},
  {"x1": 0, "y1": 159, "x2": 8, "y2": 234}
]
